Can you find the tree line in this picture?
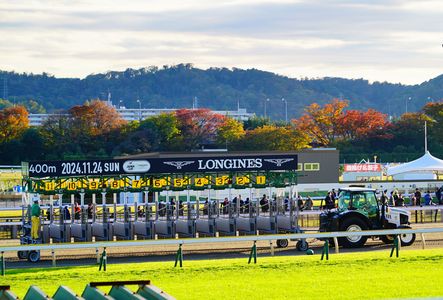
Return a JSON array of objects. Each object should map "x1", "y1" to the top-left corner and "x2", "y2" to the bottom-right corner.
[
  {"x1": 2, "y1": 65, "x2": 443, "y2": 120},
  {"x1": 0, "y1": 99, "x2": 442, "y2": 164}
]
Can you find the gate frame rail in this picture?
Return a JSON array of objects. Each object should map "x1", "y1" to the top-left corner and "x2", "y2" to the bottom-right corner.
[{"x1": 0, "y1": 227, "x2": 441, "y2": 253}]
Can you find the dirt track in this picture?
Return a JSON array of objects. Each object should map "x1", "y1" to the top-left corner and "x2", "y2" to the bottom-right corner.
[{"x1": 3, "y1": 223, "x2": 443, "y2": 269}]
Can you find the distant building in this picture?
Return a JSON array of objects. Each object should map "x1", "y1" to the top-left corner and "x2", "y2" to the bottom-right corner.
[{"x1": 28, "y1": 107, "x2": 255, "y2": 126}]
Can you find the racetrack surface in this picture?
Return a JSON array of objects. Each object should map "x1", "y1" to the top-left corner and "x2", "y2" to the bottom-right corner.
[{"x1": 4, "y1": 223, "x2": 443, "y2": 269}]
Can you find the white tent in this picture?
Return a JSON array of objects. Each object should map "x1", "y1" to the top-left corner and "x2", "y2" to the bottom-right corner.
[{"x1": 387, "y1": 151, "x2": 443, "y2": 176}]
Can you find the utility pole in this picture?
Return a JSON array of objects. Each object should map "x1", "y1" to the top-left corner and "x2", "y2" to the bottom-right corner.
[
  {"x1": 264, "y1": 98, "x2": 270, "y2": 118},
  {"x1": 192, "y1": 96, "x2": 198, "y2": 109},
  {"x1": 136, "y1": 99, "x2": 142, "y2": 121},
  {"x1": 2, "y1": 76, "x2": 7, "y2": 100},
  {"x1": 405, "y1": 97, "x2": 411, "y2": 114},
  {"x1": 282, "y1": 97, "x2": 287, "y2": 123}
]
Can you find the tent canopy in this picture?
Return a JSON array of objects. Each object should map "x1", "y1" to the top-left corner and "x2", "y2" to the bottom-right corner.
[{"x1": 387, "y1": 151, "x2": 443, "y2": 176}]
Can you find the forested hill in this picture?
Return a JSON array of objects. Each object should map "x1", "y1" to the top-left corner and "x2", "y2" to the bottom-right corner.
[{"x1": 1, "y1": 64, "x2": 442, "y2": 119}]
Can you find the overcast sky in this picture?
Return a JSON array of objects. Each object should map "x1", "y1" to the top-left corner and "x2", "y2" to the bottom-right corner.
[{"x1": 1, "y1": 0, "x2": 442, "y2": 84}]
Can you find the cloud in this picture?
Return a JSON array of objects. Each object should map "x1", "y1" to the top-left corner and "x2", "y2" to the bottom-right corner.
[{"x1": 0, "y1": 0, "x2": 441, "y2": 84}]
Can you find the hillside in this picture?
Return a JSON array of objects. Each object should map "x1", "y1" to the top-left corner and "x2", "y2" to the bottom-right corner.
[{"x1": 1, "y1": 64, "x2": 441, "y2": 119}]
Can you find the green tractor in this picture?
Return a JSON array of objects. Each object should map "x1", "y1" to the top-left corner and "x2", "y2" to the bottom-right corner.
[{"x1": 319, "y1": 187, "x2": 416, "y2": 248}]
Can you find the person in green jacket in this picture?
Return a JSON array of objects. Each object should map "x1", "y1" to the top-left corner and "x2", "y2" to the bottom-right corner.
[{"x1": 31, "y1": 199, "x2": 41, "y2": 239}]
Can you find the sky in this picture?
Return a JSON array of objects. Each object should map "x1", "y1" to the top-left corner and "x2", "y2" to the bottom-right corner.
[{"x1": 1, "y1": 0, "x2": 442, "y2": 84}]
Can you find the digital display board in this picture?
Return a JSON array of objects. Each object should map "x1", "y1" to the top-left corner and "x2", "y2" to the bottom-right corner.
[{"x1": 27, "y1": 154, "x2": 298, "y2": 178}]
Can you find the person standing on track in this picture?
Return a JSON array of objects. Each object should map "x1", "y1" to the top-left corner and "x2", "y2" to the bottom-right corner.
[{"x1": 31, "y1": 199, "x2": 41, "y2": 240}]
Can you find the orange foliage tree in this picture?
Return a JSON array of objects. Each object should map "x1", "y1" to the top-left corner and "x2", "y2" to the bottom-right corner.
[
  {"x1": 69, "y1": 100, "x2": 126, "y2": 137},
  {"x1": 40, "y1": 100, "x2": 127, "y2": 157},
  {"x1": 175, "y1": 109, "x2": 227, "y2": 150},
  {"x1": 293, "y1": 99, "x2": 348, "y2": 146},
  {"x1": 339, "y1": 109, "x2": 389, "y2": 140},
  {"x1": 0, "y1": 105, "x2": 29, "y2": 143}
]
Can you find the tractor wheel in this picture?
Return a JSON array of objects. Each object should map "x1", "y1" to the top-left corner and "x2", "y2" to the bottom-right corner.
[
  {"x1": 27, "y1": 250, "x2": 40, "y2": 263},
  {"x1": 296, "y1": 240, "x2": 309, "y2": 252},
  {"x1": 380, "y1": 235, "x2": 395, "y2": 244},
  {"x1": 398, "y1": 226, "x2": 416, "y2": 247},
  {"x1": 17, "y1": 251, "x2": 28, "y2": 259},
  {"x1": 339, "y1": 217, "x2": 368, "y2": 248},
  {"x1": 276, "y1": 239, "x2": 289, "y2": 248}
]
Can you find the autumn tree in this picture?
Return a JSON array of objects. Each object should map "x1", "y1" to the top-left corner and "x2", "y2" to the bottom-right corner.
[
  {"x1": 338, "y1": 109, "x2": 390, "y2": 140},
  {"x1": 69, "y1": 100, "x2": 126, "y2": 137},
  {"x1": 293, "y1": 99, "x2": 348, "y2": 146},
  {"x1": 216, "y1": 117, "x2": 245, "y2": 148},
  {"x1": 39, "y1": 101, "x2": 127, "y2": 158},
  {"x1": 233, "y1": 125, "x2": 311, "y2": 151},
  {"x1": 68, "y1": 100, "x2": 126, "y2": 155},
  {"x1": 0, "y1": 105, "x2": 29, "y2": 144},
  {"x1": 175, "y1": 109, "x2": 226, "y2": 150}
]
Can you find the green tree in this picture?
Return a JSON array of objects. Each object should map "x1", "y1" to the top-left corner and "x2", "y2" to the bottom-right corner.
[
  {"x1": 243, "y1": 116, "x2": 273, "y2": 130},
  {"x1": 389, "y1": 112, "x2": 433, "y2": 153},
  {"x1": 139, "y1": 113, "x2": 181, "y2": 149},
  {"x1": 115, "y1": 113, "x2": 181, "y2": 154},
  {"x1": 422, "y1": 102, "x2": 443, "y2": 148},
  {"x1": 39, "y1": 114, "x2": 75, "y2": 159}
]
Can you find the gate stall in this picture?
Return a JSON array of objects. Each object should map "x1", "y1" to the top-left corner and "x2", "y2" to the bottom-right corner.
[
  {"x1": 42, "y1": 194, "x2": 70, "y2": 243},
  {"x1": 195, "y1": 191, "x2": 216, "y2": 237},
  {"x1": 133, "y1": 191, "x2": 156, "y2": 239},
  {"x1": 21, "y1": 152, "x2": 301, "y2": 245},
  {"x1": 175, "y1": 191, "x2": 196, "y2": 238},
  {"x1": 235, "y1": 189, "x2": 257, "y2": 235},
  {"x1": 90, "y1": 192, "x2": 113, "y2": 241},
  {"x1": 112, "y1": 192, "x2": 133, "y2": 240},
  {"x1": 155, "y1": 191, "x2": 176, "y2": 239}
]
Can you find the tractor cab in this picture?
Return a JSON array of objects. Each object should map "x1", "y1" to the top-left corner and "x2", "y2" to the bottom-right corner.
[{"x1": 337, "y1": 188, "x2": 379, "y2": 219}]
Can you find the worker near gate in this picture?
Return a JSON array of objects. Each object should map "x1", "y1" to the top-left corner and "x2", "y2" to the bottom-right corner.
[
  {"x1": 31, "y1": 199, "x2": 41, "y2": 240},
  {"x1": 414, "y1": 188, "x2": 422, "y2": 206}
]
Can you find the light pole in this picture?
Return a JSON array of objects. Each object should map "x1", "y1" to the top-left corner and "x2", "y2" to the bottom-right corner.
[
  {"x1": 136, "y1": 99, "x2": 142, "y2": 121},
  {"x1": 264, "y1": 98, "x2": 270, "y2": 118},
  {"x1": 405, "y1": 97, "x2": 411, "y2": 114},
  {"x1": 282, "y1": 97, "x2": 288, "y2": 123},
  {"x1": 119, "y1": 100, "x2": 124, "y2": 109}
]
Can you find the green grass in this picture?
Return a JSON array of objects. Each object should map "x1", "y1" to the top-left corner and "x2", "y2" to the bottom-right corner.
[{"x1": 1, "y1": 249, "x2": 443, "y2": 299}]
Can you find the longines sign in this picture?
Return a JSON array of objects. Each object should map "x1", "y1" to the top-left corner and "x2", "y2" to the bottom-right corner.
[{"x1": 27, "y1": 154, "x2": 298, "y2": 178}]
